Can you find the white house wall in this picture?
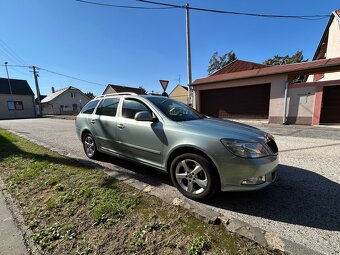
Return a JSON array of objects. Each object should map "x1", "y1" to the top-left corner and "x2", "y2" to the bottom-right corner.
[
  {"x1": 194, "y1": 74, "x2": 288, "y2": 122},
  {"x1": 307, "y1": 16, "x2": 340, "y2": 82},
  {"x1": 0, "y1": 94, "x2": 36, "y2": 119},
  {"x1": 42, "y1": 90, "x2": 90, "y2": 115}
]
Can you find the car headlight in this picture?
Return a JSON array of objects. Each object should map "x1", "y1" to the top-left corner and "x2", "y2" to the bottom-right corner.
[{"x1": 221, "y1": 139, "x2": 270, "y2": 159}]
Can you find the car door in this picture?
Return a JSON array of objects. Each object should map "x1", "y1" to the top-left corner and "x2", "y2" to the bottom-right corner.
[
  {"x1": 116, "y1": 98, "x2": 165, "y2": 168},
  {"x1": 91, "y1": 97, "x2": 121, "y2": 153}
]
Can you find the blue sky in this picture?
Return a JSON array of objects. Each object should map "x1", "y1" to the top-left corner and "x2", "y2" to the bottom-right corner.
[{"x1": 0, "y1": 0, "x2": 338, "y2": 96}]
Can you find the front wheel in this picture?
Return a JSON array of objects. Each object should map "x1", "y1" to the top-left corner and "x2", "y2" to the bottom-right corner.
[
  {"x1": 83, "y1": 133, "x2": 100, "y2": 159},
  {"x1": 170, "y1": 153, "x2": 219, "y2": 201}
]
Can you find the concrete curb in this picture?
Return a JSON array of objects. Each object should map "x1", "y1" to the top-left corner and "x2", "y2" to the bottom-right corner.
[
  {"x1": 4, "y1": 129, "x2": 323, "y2": 255},
  {"x1": 0, "y1": 178, "x2": 42, "y2": 255}
]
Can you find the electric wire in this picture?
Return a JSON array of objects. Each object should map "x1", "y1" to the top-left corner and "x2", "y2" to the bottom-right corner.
[
  {"x1": 75, "y1": 0, "x2": 176, "y2": 9},
  {"x1": 136, "y1": 0, "x2": 329, "y2": 20},
  {"x1": 0, "y1": 64, "x2": 106, "y2": 87},
  {"x1": 0, "y1": 39, "x2": 26, "y2": 65},
  {"x1": 38, "y1": 67, "x2": 106, "y2": 86}
]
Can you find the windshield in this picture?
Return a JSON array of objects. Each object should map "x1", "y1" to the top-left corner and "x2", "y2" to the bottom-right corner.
[{"x1": 148, "y1": 97, "x2": 206, "y2": 121}]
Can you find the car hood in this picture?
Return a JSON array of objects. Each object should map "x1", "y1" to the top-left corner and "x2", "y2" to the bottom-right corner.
[{"x1": 177, "y1": 118, "x2": 268, "y2": 142}]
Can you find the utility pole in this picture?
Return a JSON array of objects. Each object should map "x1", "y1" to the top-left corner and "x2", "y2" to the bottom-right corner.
[
  {"x1": 4, "y1": 62, "x2": 13, "y2": 95},
  {"x1": 185, "y1": 3, "x2": 194, "y2": 107},
  {"x1": 185, "y1": 3, "x2": 192, "y2": 85},
  {"x1": 32, "y1": 66, "x2": 42, "y2": 117}
]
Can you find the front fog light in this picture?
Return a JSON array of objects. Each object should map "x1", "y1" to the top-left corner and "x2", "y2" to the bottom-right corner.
[{"x1": 241, "y1": 175, "x2": 266, "y2": 185}]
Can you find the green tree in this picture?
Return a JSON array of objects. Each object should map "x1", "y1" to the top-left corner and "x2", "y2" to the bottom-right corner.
[
  {"x1": 207, "y1": 51, "x2": 237, "y2": 75},
  {"x1": 263, "y1": 50, "x2": 307, "y2": 66},
  {"x1": 85, "y1": 92, "x2": 95, "y2": 99}
]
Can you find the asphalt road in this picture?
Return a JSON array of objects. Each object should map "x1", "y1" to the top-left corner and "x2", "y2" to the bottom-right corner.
[{"x1": 0, "y1": 118, "x2": 339, "y2": 254}]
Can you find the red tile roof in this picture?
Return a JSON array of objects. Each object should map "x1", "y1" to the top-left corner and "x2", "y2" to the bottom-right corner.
[
  {"x1": 106, "y1": 84, "x2": 145, "y2": 94},
  {"x1": 212, "y1": 60, "x2": 268, "y2": 76},
  {"x1": 193, "y1": 57, "x2": 340, "y2": 85}
]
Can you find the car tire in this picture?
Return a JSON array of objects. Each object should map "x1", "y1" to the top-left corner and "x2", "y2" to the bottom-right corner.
[
  {"x1": 82, "y1": 133, "x2": 100, "y2": 159},
  {"x1": 170, "y1": 153, "x2": 219, "y2": 201}
]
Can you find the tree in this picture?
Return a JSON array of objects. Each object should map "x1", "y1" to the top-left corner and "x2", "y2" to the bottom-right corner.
[
  {"x1": 207, "y1": 51, "x2": 237, "y2": 75},
  {"x1": 263, "y1": 50, "x2": 307, "y2": 66},
  {"x1": 85, "y1": 92, "x2": 95, "y2": 99}
]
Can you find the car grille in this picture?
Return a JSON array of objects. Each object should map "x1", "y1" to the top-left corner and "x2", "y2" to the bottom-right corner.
[{"x1": 266, "y1": 138, "x2": 278, "y2": 154}]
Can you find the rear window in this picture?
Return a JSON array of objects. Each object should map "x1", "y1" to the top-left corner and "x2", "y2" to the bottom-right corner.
[
  {"x1": 96, "y1": 98, "x2": 120, "y2": 117},
  {"x1": 81, "y1": 100, "x2": 99, "y2": 114}
]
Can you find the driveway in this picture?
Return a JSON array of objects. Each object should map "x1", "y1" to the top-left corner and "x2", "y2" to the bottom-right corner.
[{"x1": 0, "y1": 118, "x2": 339, "y2": 254}]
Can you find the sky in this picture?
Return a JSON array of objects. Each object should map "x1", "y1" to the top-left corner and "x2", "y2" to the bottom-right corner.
[{"x1": 0, "y1": 0, "x2": 339, "y2": 96}]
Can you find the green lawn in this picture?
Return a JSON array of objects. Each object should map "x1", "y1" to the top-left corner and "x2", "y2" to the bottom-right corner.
[{"x1": 0, "y1": 129, "x2": 281, "y2": 255}]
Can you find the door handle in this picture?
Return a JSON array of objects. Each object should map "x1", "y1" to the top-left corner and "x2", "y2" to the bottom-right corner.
[
  {"x1": 90, "y1": 119, "x2": 95, "y2": 124},
  {"x1": 117, "y1": 123, "x2": 125, "y2": 129}
]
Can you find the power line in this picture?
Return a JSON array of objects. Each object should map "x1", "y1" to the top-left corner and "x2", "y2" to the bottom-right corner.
[
  {"x1": 136, "y1": 0, "x2": 329, "y2": 20},
  {"x1": 38, "y1": 67, "x2": 106, "y2": 87},
  {"x1": 0, "y1": 39, "x2": 26, "y2": 65},
  {"x1": 0, "y1": 64, "x2": 106, "y2": 87},
  {"x1": 75, "y1": 0, "x2": 176, "y2": 9},
  {"x1": 0, "y1": 64, "x2": 30, "y2": 68}
]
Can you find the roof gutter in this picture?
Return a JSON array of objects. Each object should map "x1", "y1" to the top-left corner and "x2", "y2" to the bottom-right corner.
[{"x1": 193, "y1": 59, "x2": 340, "y2": 86}]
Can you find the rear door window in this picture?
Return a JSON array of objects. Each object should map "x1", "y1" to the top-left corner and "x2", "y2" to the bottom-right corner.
[
  {"x1": 81, "y1": 100, "x2": 99, "y2": 114},
  {"x1": 96, "y1": 98, "x2": 120, "y2": 117}
]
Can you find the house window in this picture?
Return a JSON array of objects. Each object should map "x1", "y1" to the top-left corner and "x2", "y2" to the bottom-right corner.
[
  {"x1": 7, "y1": 101, "x2": 24, "y2": 110},
  {"x1": 71, "y1": 93, "x2": 76, "y2": 98}
]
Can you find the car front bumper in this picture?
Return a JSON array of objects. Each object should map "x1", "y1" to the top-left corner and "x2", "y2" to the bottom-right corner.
[{"x1": 215, "y1": 154, "x2": 279, "y2": 192}]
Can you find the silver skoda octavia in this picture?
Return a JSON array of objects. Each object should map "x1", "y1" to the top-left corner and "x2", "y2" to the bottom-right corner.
[{"x1": 76, "y1": 93, "x2": 278, "y2": 201}]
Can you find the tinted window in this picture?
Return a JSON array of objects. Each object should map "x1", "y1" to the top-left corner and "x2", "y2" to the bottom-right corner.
[
  {"x1": 122, "y1": 99, "x2": 150, "y2": 119},
  {"x1": 96, "y1": 98, "x2": 120, "y2": 117},
  {"x1": 148, "y1": 97, "x2": 205, "y2": 121},
  {"x1": 81, "y1": 100, "x2": 99, "y2": 114}
]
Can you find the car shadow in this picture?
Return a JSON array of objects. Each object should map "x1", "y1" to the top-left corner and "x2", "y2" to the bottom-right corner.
[
  {"x1": 90, "y1": 154, "x2": 172, "y2": 187},
  {"x1": 208, "y1": 164, "x2": 340, "y2": 231}
]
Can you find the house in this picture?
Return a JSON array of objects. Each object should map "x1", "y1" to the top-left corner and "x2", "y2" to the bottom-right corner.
[
  {"x1": 191, "y1": 11, "x2": 340, "y2": 126},
  {"x1": 103, "y1": 84, "x2": 145, "y2": 95},
  {"x1": 169, "y1": 85, "x2": 188, "y2": 104},
  {"x1": 191, "y1": 57, "x2": 340, "y2": 125},
  {"x1": 307, "y1": 10, "x2": 340, "y2": 82},
  {"x1": 0, "y1": 77, "x2": 36, "y2": 119},
  {"x1": 41, "y1": 86, "x2": 90, "y2": 115}
]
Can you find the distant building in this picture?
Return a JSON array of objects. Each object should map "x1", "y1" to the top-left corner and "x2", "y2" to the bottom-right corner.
[
  {"x1": 103, "y1": 84, "x2": 145, "y2": 95},
  {"x1": 0, "y1": 77, "x2": 36, "y2": 119},
  {"x1": 169, "y1": 85, "x2": 188, "y2": 104},
  {"x1": 41, "y1": 86, "x2": 90, "y2": 115}
]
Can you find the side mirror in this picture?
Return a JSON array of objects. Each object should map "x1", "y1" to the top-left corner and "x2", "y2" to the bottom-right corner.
[{"x1": 135, "y1": 111, "x2": 154, "y2": 122}]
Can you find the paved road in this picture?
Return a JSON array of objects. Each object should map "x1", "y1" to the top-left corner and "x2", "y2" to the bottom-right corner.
[{"x1": 0, "y1": 118, "x2": 339, "y2": 254}]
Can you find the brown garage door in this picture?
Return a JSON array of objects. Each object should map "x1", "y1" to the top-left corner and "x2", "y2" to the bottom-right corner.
[
  {"x1": 320, "y1": 85, "x2": 340, "y2": 123},
  {"x1": 200, "y1": 84, "x2": 270, "y2": 119}
]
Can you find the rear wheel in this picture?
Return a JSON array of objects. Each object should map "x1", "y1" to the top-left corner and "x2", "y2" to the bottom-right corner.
[
  {"x1": 170, "y1": 153, "x2": 219, "y2": 201},
  {"x1": 83, "y1": 133, "x2": 99, "y2": 159}
]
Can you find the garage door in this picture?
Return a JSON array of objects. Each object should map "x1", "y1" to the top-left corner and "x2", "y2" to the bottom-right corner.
[
  {"x1": 200, "y1": 84, "x2": 270, "y2": 119},
  {"x1": 320, "y1": 85, "x2": 340, "y2": 123}
]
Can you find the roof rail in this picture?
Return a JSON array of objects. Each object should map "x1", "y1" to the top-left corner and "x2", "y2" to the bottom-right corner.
[{"x1": 95, "y1": 92, "x2": 138, "y2": 99}]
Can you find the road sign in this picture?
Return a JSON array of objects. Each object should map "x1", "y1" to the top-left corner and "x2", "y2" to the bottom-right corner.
[{"x1": 159, "y1": 80, "x2": 169, "y2": 92}]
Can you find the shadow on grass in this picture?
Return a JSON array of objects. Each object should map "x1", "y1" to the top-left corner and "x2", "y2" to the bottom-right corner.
[{"x1": 0, "y1": 131, "x2": 170, "y2": 189}]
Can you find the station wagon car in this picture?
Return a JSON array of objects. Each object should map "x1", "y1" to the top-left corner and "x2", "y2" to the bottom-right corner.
[{"x1": 76, "y1": 93, "x2": 278, "y2": 200}]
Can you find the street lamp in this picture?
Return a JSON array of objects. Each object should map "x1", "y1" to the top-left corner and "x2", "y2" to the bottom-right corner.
[{"x1": 4, "y1": 62, "x2": 13, "y2": 95}]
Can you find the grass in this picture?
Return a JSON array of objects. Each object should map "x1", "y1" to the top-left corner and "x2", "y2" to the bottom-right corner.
[{"x1": 0, "y1": 128, "x2": 283, "y2": 254}]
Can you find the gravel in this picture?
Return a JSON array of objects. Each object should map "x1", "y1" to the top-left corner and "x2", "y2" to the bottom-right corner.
[{"x1": 0, "y1": 118, "x2": 339, "y2": 254}]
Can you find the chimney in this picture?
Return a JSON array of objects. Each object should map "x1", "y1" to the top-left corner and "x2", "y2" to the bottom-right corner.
[{"x1": 52, "y1": 87, "x2": 55, "y2": 93}]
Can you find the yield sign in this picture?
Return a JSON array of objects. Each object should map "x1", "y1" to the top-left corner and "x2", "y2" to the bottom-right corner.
[{"x1": 159, "y1": 80, "x2": 169, "y2": 92}]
